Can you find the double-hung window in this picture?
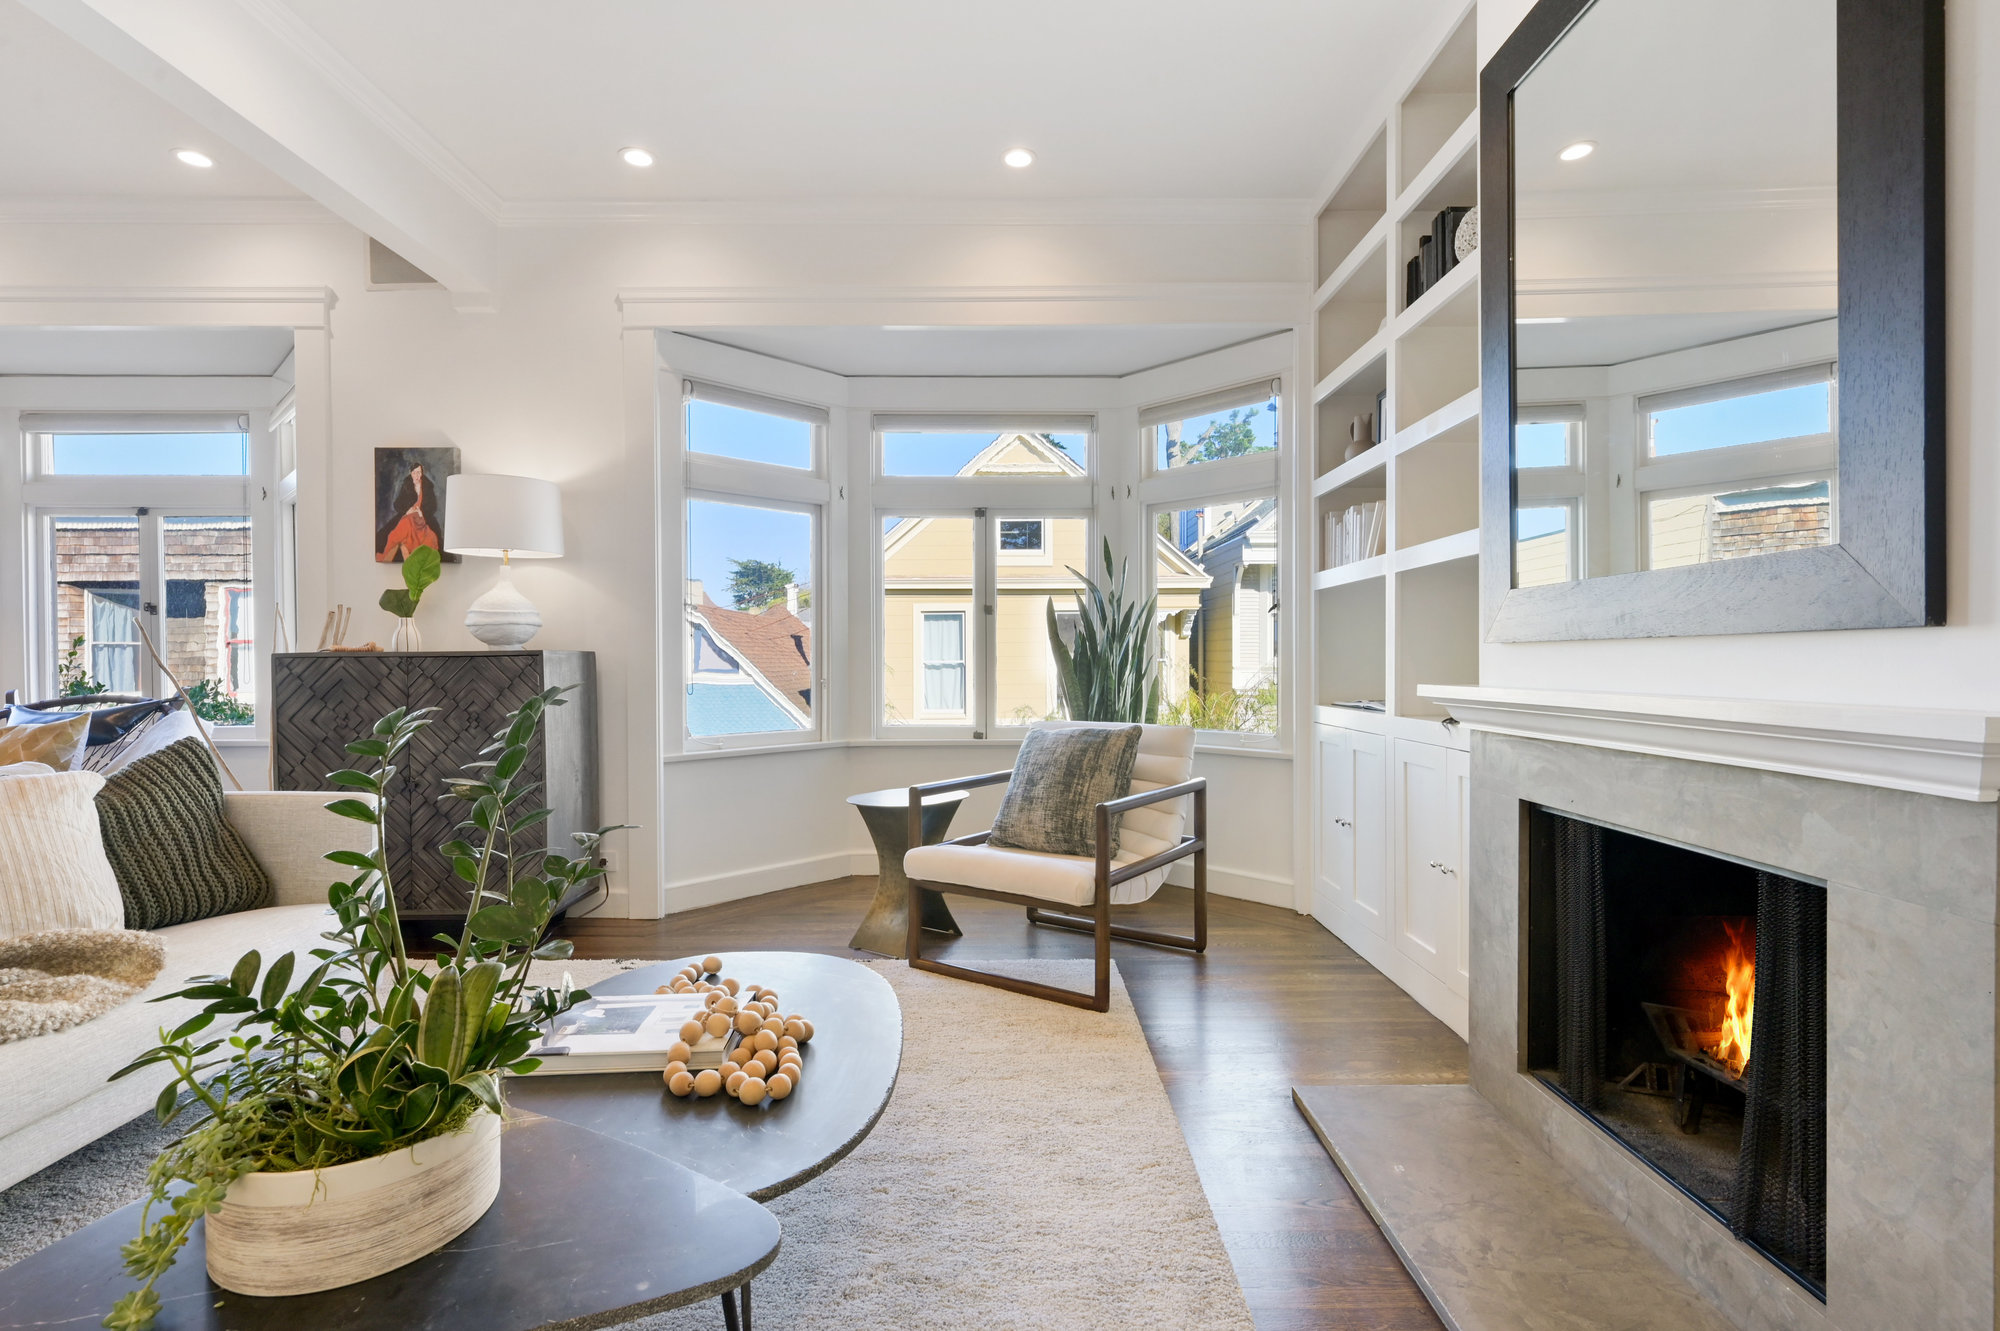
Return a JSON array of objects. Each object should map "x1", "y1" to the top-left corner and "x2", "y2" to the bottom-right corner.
[
  {"x1": 21, "y1": 413, "x2": 266, "y2": 732},
  {"x1": 1514, "y1": 403, "x2": 1585, "y2": 586},
  {"x1": 875, "y1": 417, "x2": 1094, "y2": 737},
  {"x1": 1139, "y1": 380, "x2": 1284, "y2": 741},
  {"x1": 680, "y1": 381, "x2": 828, "y2": 749}
]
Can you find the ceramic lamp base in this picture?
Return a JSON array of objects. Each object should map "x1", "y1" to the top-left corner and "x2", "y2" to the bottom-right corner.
[{"x1": 464, "y1": 565, "x2": 542, "y2": 649}]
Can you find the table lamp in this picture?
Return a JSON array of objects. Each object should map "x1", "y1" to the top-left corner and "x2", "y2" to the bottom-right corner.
[{"x1": 442, "y1": 473, "x2": 564, "y2": 648}]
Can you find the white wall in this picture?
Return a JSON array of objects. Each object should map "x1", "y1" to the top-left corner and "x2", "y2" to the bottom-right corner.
[
  {"x1": 0, "y1": 211, "x2": 1307, "y2": 917},
  {"x1": 1479, "y1": 0, "x2": 2000, "y2": 714}
]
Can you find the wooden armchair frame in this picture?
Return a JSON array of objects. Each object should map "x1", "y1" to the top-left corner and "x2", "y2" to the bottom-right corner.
[{"x1": 903, "y1": 770, "x2": 1208, "y2": 1012}]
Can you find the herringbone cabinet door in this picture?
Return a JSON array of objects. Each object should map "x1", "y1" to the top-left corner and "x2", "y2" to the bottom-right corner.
[{"x1": 272, "y1": 654, "x2": 413, "y2": 895}]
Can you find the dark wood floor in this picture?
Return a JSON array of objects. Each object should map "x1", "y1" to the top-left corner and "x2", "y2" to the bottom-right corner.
[{"x1": 559, "y1": 877, "x2": 1466, "y2": 1330}]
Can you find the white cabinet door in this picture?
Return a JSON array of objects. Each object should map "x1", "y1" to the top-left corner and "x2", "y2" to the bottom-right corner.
[
  {"x1": 1351, "y1": 730, "x2": 1389, "y2": 938},
  {"x1": 1393, "y1": 737, "x2": 1466, "y2": 996},
  {"x1": 1453, "y1": 746, "x2": 1470, "y2": 995},
  {"x1": 1313, "y1": 726, "x2": 1354, "y2": 924}
]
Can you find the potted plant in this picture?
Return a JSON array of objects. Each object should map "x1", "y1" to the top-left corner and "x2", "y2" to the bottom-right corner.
[
  {"x1": 379, "y1": 544, "x2": 442, "y2": 651},
  {"x1": 1045, "y1": 538, "x2": 1161, "y2": 724},
  {"x1": 104, "y1": 686, "x2": 617, "y2": 1329}
]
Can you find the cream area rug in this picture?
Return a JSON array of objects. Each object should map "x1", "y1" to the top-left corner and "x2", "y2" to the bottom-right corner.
[
  {"x1": 0, "y1": 957, "x2": 1252, "y2": 1331},
  {"x1": 0, "y1": 928, "x2": 164, "y2": 1044}
]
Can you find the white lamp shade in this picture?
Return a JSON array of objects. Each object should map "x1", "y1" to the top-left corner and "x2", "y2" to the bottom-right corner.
[{"x1": 442, "y1": 473, "x2": 564, "y2": 558}]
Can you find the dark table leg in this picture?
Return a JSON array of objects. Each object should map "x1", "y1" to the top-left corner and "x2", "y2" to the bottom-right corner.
[
  {"x1": 720, "y1": 1287, "x2": 740, "y2": 1331},
  {"x1": 848, "y1": 801, "x2": 964, "y2": 956}
]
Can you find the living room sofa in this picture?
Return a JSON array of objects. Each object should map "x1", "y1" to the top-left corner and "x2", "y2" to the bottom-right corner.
[{"x1": 0, "y1": 790, "x2": 373, "y2": 1190}]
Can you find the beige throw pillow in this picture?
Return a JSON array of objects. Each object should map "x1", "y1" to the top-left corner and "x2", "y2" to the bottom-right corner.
[
  {"x1": 0, "y1": 714, "x2": 92, "y2": 772},
  {"x1": 0, "y1": 770, "x2": 124, "y2": 939}
]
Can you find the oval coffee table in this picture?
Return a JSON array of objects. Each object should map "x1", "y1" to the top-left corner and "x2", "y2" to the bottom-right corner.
[
  {"x1": 509, "y1": 951, "x2": 903, "y2": 1202},
  {"x1": 0, "y1": 1113, "x2": 780, "y2": 1331}
]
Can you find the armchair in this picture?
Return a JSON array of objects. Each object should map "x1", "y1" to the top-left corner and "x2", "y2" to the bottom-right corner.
[{"x1": 901, "y1": 722, "x2": 1208, "y2": 1012}]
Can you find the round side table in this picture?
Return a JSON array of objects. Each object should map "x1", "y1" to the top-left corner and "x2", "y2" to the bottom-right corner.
[{"x1": 846, "y1": 787, "x2": 966, "y2": 956}]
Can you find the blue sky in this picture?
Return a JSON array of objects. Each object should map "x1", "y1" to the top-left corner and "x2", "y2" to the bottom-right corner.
[
  {"x1": 51, "y1": 432, "x2": 248, "y2": 475},
  {"x1": 688, "y1": 498, "x2": 813, "y2": 607},
  {"x1": 1516, "y1": 506, "x2": 1568, "y2": 540},
  {"x1": 1154, "y1": 402, "x2": 1277, "y2": 469},
  {"x1": 1650, "y1": 381, "x2": 1830, "y2": 456}
]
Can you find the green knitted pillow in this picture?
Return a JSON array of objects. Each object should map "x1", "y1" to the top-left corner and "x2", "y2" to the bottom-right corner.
[{"x1": 95, "y1": 737, "x2": 270, "y2": 930}]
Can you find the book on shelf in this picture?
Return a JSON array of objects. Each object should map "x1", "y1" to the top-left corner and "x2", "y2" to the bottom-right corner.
[
  {"x1": 1432, "y1": 206, "x2": 1471, "y2": 279},
  {"x1": 1323, "y1": 499, "x2": 1387, "y2": 570},
  {"x1": 518, "y1": 991, "x2": 731, "y2": 1075}
]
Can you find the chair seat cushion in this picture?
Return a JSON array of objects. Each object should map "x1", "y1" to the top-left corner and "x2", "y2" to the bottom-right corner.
[{"x1": 905, "y1": 840, "x2": 1169, "y2": 908}]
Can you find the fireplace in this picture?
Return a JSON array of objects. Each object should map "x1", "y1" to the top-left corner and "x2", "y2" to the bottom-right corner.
[{"x1": 1525, "y1": 809, "x2": 1827, "y2": 1296}]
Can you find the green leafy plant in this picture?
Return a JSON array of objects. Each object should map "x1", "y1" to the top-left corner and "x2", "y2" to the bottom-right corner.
[
  {"x1": 378, "y1": 544, "x2": 443, "y2": 620},
  {"x1": 1046, "y1": 538, "x2": 1160, "y2": 724},
  {"x1": 182, "y1": 678, "x2": 255, "y2": 726},
  {"x1": 1159, "y1": 673, "x2": 1278, "y2": 734},
  {"x1": 58, "y1": 634, "x2": 108, "y2": 697},
  {"x1": 103, "y1": 687, "x2": 620, "y2": 1330}
]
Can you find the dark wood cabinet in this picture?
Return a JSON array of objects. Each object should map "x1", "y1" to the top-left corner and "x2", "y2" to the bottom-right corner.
[{"x1": 271, "y1": 651, "x2": 598, "y2": 919}]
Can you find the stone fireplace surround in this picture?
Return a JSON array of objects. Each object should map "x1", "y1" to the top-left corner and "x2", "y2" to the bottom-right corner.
[{"x1": 1425, "y1": 687, "x2": 2000, "y2": 1331}]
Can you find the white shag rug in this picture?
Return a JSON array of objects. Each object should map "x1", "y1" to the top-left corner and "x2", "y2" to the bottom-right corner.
[{"x1": 1, "y1": 958, "x2": 1252, "y2": 1331}]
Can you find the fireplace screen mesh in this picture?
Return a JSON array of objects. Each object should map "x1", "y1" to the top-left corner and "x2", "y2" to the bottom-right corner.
[{"x1": 1533, "y1": 809, "x2": 1826, "y2": 1293}]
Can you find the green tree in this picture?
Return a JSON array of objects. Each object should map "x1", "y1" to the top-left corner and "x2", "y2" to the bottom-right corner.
[
  {"x1": 1170, "y1": 408, "x2": 1263, "y2": 468},
  {"x1": 727, "y1": 558, "x2": 807, "y2": 611}
]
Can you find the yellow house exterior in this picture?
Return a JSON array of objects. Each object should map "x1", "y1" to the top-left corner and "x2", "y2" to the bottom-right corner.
[{"x1": 881, "y1": 433, "x2": 1209, "y2": 726}]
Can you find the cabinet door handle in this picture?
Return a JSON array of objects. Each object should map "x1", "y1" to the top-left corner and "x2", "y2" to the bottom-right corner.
[
  {"x1": 1428, "y1": 860, "x2": 1457, "y2": 875},
  {"x1": 1334, "y1": 817, "x2": 1352, "y2": 828}
]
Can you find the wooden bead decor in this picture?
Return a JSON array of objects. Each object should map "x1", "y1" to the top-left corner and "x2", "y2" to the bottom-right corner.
[{"x1": 659, "y1": 957, "x2": 816, "y2": 1109}]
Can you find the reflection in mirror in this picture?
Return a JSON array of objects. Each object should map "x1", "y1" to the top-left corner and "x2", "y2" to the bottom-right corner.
[{"x1": 1510, "y1": 0, "x2": 1837, "y2": 586}]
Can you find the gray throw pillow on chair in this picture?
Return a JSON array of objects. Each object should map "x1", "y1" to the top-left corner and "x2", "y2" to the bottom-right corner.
[{"x1": 988, "y1": 724, "x2": 1143, "y2": 857}]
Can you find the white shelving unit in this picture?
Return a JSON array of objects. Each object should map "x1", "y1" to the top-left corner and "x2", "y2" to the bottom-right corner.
[{"x1": 1304, "y1": 2, "x2": 1479, "y2": 1037}]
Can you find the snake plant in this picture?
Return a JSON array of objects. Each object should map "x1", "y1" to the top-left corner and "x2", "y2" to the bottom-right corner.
[
  {"x1": 104, "y1": 688, "x2": 621, "y2": 1330},
  {"x1": 1046, "y1": 538, "x2": 1161, "y2": 725}
]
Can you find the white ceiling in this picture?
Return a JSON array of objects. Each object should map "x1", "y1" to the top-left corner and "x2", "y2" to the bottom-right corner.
[
  {"x1": 0, "y1": 4, "x2": 301, "y2": 200},
  {"x1": 6, "y1": 0, "x2": 1453, "y2": 209},
  {"x1": 1514, "y1": 0, "x2": 1835, "y2": 195},
  {"x1": 688, "y1": 324, "x2": 1289, "y2": 378},
  {"x1": 0, "y1": 326, "x2": 295, "y2": 377},
  {"x1": 1517, "y1": 313, "x2": 1829, "y2": 370}
]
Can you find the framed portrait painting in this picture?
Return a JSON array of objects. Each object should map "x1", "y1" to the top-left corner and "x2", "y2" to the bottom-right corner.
[{"x1": 375, "y1": 446, "x2": 461, "y2": 563}]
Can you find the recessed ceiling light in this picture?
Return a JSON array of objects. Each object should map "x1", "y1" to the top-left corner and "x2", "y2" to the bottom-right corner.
[
  {"x1": 1558, "y1": 140, "x2": 1596, "y2": 162},
  {"x1": 174, "y1": 149, "x2": 214, "y2": 169},
  {"x1": 1002, "y1": 147, "x2": 1035, "y2": 169},
  {"x1": 620, "y1": 146, "x2": 655, "y2": 168},
  {"x1": 1516, "y1": 317, "x2": 1570, "y2": 325}
]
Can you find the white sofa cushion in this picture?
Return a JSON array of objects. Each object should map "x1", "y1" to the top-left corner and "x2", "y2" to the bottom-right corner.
[
  {"x1": 0, "y1": 902, "x2": 332, "y2": 1145},
  {"x1": 905, "y1": 721, "x2": 1196, "y2": 908},
  {"x1": 0, "y1": 770, "x2": 123, "y2": 938}
]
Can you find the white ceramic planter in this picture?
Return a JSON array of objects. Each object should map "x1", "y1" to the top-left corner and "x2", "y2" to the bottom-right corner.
[{"x1": 205, "y1": 1110, "x2": 503, "y2": 1297}]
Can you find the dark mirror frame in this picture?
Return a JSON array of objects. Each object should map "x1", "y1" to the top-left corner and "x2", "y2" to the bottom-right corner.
[{"x1": 1479, "y1": 0, "x2": 1944, "y2": 641}]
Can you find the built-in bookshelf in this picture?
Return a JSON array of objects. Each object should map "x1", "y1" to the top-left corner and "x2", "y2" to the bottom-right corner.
[
  {"x1": 1303, "y1": 2, "x2": 1480, "y2": 1038},
  {"x1": 1309, "y1": 1, "x2": 1481, "y2": 737}
]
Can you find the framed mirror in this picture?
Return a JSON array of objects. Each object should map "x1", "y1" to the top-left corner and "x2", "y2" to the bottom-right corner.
[{"x1": 1479, "y1": 0, "x2": 1943, "y2": 641}]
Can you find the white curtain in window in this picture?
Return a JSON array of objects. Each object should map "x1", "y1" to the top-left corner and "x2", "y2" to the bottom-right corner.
[
  {"x1": 921, "y1": 612, "x2": 966, "y2": 713},
  {"x1": 87, "y1": 593, "x2": 138, "y2": 693}
]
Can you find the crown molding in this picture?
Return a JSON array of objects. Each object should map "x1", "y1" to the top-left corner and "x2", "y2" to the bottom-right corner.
[
  {"x1": 233, "y1": 0, "x2": 505, "y2": 224},
  {"x1": 1420, "y1": 685, "x2": 2000, "y2": 802},
  {"x1": 0, "y1": 285, "x2": 337, "y2": 330},
  {"x1": 501, "y1": 196, "x2": 1317, "y2": 228},
  {"x1": 0, "y1": 195, "x2": 342, "y2": 225},
  {"x1": 618, "y1": 282, "x2": 1311, "y2": 330},
  {"x1": 1516, "y1": 184, "x2": 1837, "y2": 222}
]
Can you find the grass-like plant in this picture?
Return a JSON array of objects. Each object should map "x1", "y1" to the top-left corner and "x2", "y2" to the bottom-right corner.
[
  {"x1": 102, "y1": 686, "x2": 617, "y2": 1330},
  {"x1": 1046, "y1": 538, "x2": 1160, "y2": 725}
]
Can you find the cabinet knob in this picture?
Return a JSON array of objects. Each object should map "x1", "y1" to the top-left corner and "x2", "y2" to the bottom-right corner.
[
  {"x1": 1334, "y1": 817, "x2": 1352, "y2": 828},
  {"x1": 1429, "y1": 860, "x2": 1457, "y2": 875}
]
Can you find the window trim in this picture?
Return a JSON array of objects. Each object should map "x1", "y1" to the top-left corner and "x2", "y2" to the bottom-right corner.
[
  {"x1": 873, "y1": 414, "x2": 1096, "y2": 482},
  {"x1": 914, "y1": 605, "x2": 971, "y2": 721},
  {"x1": 1140, "y1": 378, "x2": 1283, "y2": 479},
  {"x1": 684, "y1": 379, "x2": 827, "y2": 476}
]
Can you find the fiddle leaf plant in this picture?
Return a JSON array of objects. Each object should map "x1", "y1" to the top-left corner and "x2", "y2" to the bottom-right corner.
[
  {"x1": 1046, "y1": 537, "x2": 1161, "y2": 724},
  {"x1": 378, "y1": 543, "x2": 442, "y2": 620},
  {"x1": 102, "y1": 686, "x2": 621, "y2": 1331}
]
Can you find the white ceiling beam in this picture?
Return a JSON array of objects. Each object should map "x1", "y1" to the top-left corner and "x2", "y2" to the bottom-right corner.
[{"x1": 21, "y1": 0, "x2": 497, "y2": 303}]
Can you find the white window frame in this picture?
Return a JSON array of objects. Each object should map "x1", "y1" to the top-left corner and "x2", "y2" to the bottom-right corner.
[
  {"x1": 1515, "y1": 403, "x2": 1587, "y2": 585},
  {"x1": 21, "y1": 412, "x2": 271, "y2": 737},
  {"x1": 1137, "y1": 376, "x2": 1286, "y2": 751},
  {"x1": 680, "y1": 378, "x2": 831, "y2": 752},
  {"x1": 995, "y1": 515, "x2": 1052, "y2": 566}
]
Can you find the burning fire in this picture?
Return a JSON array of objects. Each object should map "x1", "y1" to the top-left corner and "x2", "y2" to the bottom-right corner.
[{"x1": 1707, "y1": 921, "x2": 1756, "y2": 1078}]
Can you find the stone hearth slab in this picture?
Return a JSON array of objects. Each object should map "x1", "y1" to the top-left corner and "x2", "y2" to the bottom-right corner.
[{"x1": 1294, "y1": 1083, "x2": 1735, "y2": 1331}]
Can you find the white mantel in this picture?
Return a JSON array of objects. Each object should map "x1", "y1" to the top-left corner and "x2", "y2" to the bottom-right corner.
[{"x1": 1418, "y1": 685, "x2": 2000, "y2": 802}]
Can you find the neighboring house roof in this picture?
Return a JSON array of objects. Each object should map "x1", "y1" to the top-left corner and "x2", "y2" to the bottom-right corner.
[{"x1": 695, "y1": 599, "x2": 813, "y2": 711}]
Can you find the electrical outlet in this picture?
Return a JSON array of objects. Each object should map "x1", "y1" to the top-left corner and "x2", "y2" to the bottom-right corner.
[{"x1": 597, "y1": 849, "x2": 619, "y2": 879}]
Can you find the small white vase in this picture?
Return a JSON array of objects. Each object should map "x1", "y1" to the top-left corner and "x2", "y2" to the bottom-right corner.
[
  {"x1": 463, "y1": 564, "x2": 543, "y2": 649},
  {"x1": 390, "y1": 618, "x2": 422, "y2": 652},
  {"x1": 204, "y1": 1110, "x2": 502, "y2": 1297}
]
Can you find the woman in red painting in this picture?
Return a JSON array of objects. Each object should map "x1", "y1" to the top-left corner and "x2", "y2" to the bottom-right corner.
[{"x1": 376, "y1": 462, "x2": 443, "y2": 562}]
